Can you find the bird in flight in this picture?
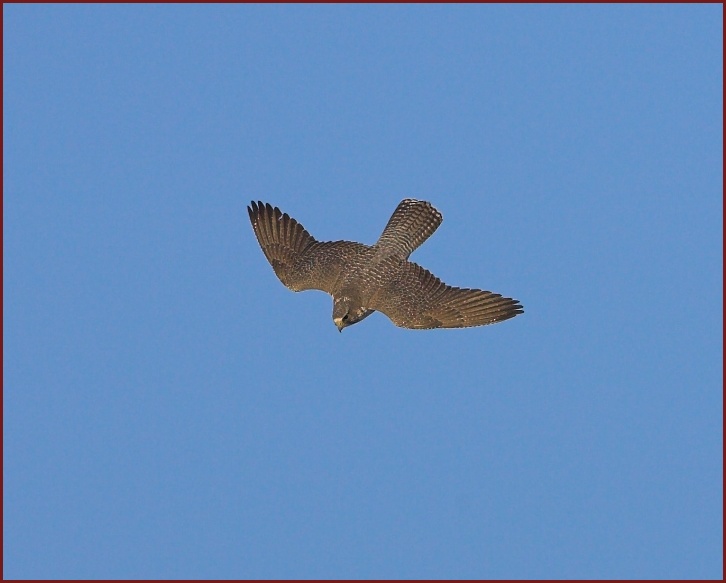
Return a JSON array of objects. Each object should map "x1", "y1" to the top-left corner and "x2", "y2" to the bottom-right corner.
[{"x1": 248, "y1": 199, "x2": 523, "y2": 331}]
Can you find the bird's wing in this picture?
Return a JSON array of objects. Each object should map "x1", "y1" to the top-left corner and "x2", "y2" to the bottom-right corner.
[
  {"x1": 374, "y1": 199, "x2": 443, "y2": 259},
  {"x1": 248, "y1": 201, "x2": 369, "y2": 294},
  {"x1": 369, "y1": 258, "x2": 523, "y2": 329}
]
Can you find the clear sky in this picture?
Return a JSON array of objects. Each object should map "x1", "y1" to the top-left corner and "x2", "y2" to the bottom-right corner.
[{"x1": 4, "y1": 4, "x2": 722, "y2": 579}]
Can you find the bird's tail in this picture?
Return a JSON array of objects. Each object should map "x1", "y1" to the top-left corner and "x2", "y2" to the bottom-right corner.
[{"x1": 375, "y1": 199, "x2": 443, "y2": 259}]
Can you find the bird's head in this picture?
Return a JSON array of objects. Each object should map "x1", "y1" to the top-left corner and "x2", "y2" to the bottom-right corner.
[{"x1": 332, "y1": 296, "x2": 371, "y2": 332}]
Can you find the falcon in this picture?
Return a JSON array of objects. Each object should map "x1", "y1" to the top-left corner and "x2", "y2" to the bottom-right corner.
[{"x1": 248, "y1": 199, "x2": 523, "y2": 331}]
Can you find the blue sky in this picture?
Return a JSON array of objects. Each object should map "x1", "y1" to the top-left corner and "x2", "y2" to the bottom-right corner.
[{"x1": 4, "y1": 4, "x2": 722, "y2": 579}]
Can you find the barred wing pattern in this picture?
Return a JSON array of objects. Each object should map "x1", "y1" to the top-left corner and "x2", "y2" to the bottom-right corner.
[
  {"x1": 374, "y1": 199, "x2": 443, "y2": 259},
  {"x1": 370, "y1": 258, "x2": 523, "y2": 329},
  {"x1": 248, "y1": 201, "x2": 368, "y2": 294},
  {"x1": 249, "y1": 199, "x2": 523, "y2": 331}
]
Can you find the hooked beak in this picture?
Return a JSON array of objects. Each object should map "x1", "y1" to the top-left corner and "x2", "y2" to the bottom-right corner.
[{"x1": 333, "y1": 317, "x2": 344, "y2": 332}]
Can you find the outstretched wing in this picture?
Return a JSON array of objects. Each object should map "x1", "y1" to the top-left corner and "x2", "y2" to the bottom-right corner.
[
  {"x1": 370, "y1": 258, "x2": 523, "y2": 329},
  {"x1": 248, "y1": 201, "x2": 369, "y2": 294},
  {"x1": 374, "y1": 199, "x2": 443, "y2": 259}
]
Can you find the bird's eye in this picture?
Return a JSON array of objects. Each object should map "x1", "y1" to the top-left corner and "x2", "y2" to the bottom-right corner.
[{"x1": 342, "y1": 314, "x2": 349, "y2": 322}]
